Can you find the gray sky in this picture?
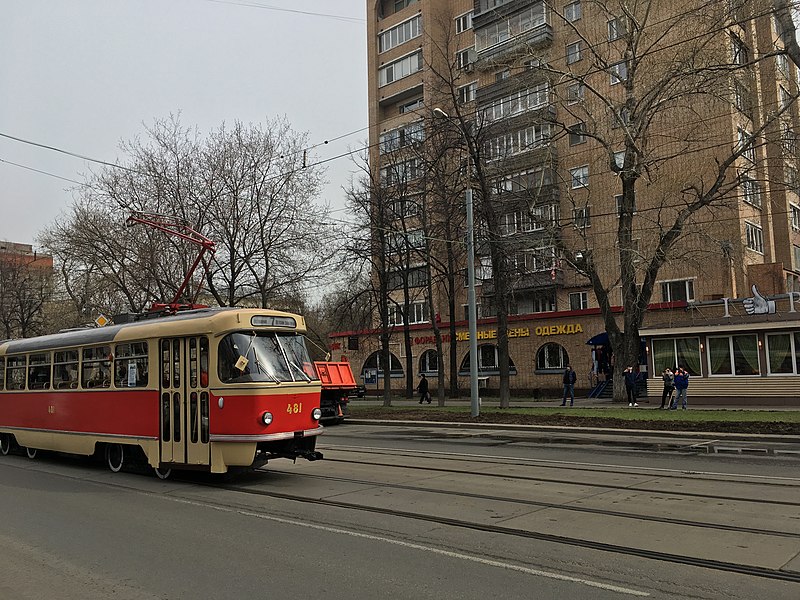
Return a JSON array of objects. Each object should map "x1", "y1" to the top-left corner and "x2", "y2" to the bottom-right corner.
[{"x1": 0, "y1": 0, "x2": 367, "y2": 247}]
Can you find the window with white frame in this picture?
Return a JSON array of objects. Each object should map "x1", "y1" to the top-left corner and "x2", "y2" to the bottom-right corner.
[
  {"x1": 566, "y1": 41, "x2": 582, "y2": 64},
  {"x1": 492, "y1": 168, "x2": 552, "y2": 194},
  {"x1": 456, "y1": 47, "x2": 474, "y2": 69},
  {"x1": 785, "y1": 164, "x2": 798, "y2": 192},
  {"x1": 379, "y1": 51, "x2": 423, "y2": 86},
  {"x1": 780, "y1": 85, "x2": 792, "y2": 110},
  {"x1": 391, "y1": 196, "x2": 420, "y2": 218},
  {"x1": 794, "y1": 245, "x2": 800, "y2": 269},
  {"x1": 570, "y1": 165, "x2": 589, "y2": 188},
  {"x1": 573, "y1": 205, "x2": 590, "y2": 228},
  {"x1": 482, "y1": 83, "x2": 550, "y2": 122},
  {"x1": 610, "y1": 61, "x2": 628, "y2": 84},
  {"x1": 741, "y1": 176, "x2": 761, "y2": 208},
  {"x1": 776, "y1": 52, "x2": 790, "y2": 78},
  {"x1": 661, "y1": 279, "x2": 694, "y2": 302},
  {"x1": 733, "y1": 81, "x2": 751, "y2": 116},
  {"x1": 378, "y1": 15, "x2": 422, "y2": 53},
  {"x1": 455, "y1": 11, "x2": 473, "y2": 33},
  {"x1": 380, "y1": 157, "x2": 422, "y2": 185},
  {"x1": 475, "y1": 4, "x2": 547, "y2": 52},
  {"x1": 745, "y1": 221, "x2": 764, "y2": 253},
  {"x1": 569, "y1": 291, "x2": 588, "y2": 310},
  {"x1": 764, "y1": 332, "x2": 800, "y2": 374},
  {"x1": 613, "y1": 150, "x2": 625, "y2": 170},
  {"x1": 608, "y1": 17, "x2": 625, "y2": 41},
  {"x1": 737, "y1": 127, "x2": 756, "y2": 162},
  {"x1": 564, "y1": 1, "x2": 581, "y2": 22},
  {"x1": 457, "y1": 81, "x2": 477, "y2": 104},
  {"x1": 388, "y1": 300, "x2": 430, "y2": 326},
  {"x1": 707, "y1": 334, "x2": 760, "y2": 375},
  {"x1": 485, "y1": 124, "x2": 551, "y2": 160},
  {"x1": 398, "y1": 97, "x2": 424, "y2": 114},
  {"x1": 379, "y1": 121, "x2": 424, "y2": 154},
  {"x1": 791, "y1": 204, "x2": 800, "y2": 231},
  {"x1": 651, "y1": 337, "x2": 701, "y2": 375}
]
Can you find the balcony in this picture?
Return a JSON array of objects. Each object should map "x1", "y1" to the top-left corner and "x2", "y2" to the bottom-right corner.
[{"x1": 476, "y1": 23, "x2": 553, "y2": 65}]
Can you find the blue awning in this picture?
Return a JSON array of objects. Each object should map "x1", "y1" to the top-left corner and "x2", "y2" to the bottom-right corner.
[{"x1": 586, "y1": 332, "x2": 609, "y2": 346}]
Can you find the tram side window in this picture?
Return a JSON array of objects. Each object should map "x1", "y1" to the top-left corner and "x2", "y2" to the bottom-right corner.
[
  {"x1": 53, "y1": 350, "x2": 79, "y2": 389},
  {"x1": 28, "y1": 353, "x2": 52, "y2": 390},
  {"x1": 5, "y1": 356, "x2": 26, "y2": 390},
  {"x1": 115, "y1": 342, "x2": 148, "y2": 388},
  {"x1": 0, "y1": 358, "x2": 4, "y2": 391},
  {"x1": 82, "y1": 346, "x2": 112, "y2": 389}
]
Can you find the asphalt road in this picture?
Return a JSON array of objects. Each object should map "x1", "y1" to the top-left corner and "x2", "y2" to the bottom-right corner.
[{"x1": 1, "y1": 424, "x2": 799, "y2": 599}]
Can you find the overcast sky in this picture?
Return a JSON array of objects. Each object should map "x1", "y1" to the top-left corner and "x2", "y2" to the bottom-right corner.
[{"x1": 0, "y1": 0, "x2": 367, "y2": 247}]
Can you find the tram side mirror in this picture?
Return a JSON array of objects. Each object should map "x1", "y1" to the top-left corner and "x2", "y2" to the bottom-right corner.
[{"x1": 235, "y1": 356, "x2": 249, "y2": 372}]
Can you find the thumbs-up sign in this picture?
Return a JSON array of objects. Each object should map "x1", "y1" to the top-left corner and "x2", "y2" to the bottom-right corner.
[{"x1": 743, "y1": 285, "x2": 775, "y2": 315}]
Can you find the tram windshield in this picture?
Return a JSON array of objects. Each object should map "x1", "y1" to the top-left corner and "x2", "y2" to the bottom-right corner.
[{"x1": 218, "y1": 331, "x2": 319, "y2": 384}]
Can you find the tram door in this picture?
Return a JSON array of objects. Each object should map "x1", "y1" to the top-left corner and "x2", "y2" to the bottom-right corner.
[{"x1": 159, "y1": 337, "x2": 211, "y2": 466}]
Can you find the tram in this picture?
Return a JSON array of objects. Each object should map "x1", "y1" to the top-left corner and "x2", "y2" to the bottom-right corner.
[{"x1": 0, "y1": 307, "x2": 324, "y2": 478}]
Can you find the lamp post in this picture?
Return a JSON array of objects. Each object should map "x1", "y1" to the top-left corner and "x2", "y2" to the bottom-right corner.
[{"x1": 433, "y1": 108, "x2": 480, "y2": 417}]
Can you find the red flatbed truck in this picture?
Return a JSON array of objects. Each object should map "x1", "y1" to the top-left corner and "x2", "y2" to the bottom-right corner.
[{"x1": 314, "y1": 362, "x2": 358, "y2": 424}]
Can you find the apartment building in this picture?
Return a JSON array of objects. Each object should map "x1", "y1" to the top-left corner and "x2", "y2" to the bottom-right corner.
[{"x1": 336, "y1": 0, "x2": 800, "y2": 402}]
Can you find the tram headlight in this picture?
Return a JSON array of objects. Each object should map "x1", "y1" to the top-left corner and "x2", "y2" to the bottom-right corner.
[
  {"x1": 311, "y1": 408, "x2": 322, "y2": 421},
  {"x1": 261, "y1": 411, "x2": 274, "y2": 426}
]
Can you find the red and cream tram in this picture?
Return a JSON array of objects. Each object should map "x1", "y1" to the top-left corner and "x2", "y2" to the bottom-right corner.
[{"x1": 0, "y1": 308, "x2": 324, "y2": 477}]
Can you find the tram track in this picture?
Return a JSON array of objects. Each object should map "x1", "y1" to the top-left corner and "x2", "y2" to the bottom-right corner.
[
  {"x1": 317, "y1": 455, "x2": 800, "y2": 508},
  {"x1": 211, "y1": 474, "x2": 800, "y2": 585},
  {"x1": 262, "y1": 469, "x2": 800, "y2": 540}
]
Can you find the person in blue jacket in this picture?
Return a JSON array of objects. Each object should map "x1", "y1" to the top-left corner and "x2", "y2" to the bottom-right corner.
[
  {"x1": 561, "y1": 365, "x2": 577, "y2": 406},
  {"x1": 671, "y1": 368, "x2": 690, "y2": 410}
]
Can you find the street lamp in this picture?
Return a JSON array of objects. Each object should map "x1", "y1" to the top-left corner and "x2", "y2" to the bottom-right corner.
[{"x1": 432, "y1": 108, "x2": 480, "y2": 417}]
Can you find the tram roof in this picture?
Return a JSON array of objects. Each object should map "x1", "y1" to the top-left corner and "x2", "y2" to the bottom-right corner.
[{"x1": 0, "y1": 307, "x2": 307, "y2": 355}]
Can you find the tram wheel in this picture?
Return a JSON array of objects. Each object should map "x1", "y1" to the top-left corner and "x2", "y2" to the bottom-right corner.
[
  {"x1": 0, "y1": 434, "x2": 11, "y2": 456},
  {"x1": 153, "y1": 466, "x2": 172, "y2": 480},
  {"x1": 25, "y1": 447, "x2": 37, "y2": 459},
  {"x1": 106, "y1": 444, "x2": 125, "y2": 473}
]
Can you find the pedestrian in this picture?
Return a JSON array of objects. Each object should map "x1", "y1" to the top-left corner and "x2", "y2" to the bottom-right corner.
[
  {"x1": 417, "y1": 374, "x2": 431, "y2": 404},
  {"x1": 660, "y1": 368, "x2": 674, "y2": 409},
  {"x1": 624, "y1": 366, "x2": 638, "y2": 407},
  {"x1": 561, "y1": 364, "x2": 577, "y2": 406},
  {"x1": 671, "y1": 368, "x2": 689, "y2": 410}
]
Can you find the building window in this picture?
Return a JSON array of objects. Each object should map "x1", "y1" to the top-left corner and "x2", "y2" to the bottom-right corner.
[
  {"x1": 455, "y1": 11, "x2": 473, "y2": 33},
  {"x1": 573, "y1": 205, "x2": 590, "y2": 228},
  {"x1": 379, "y1": 121, "x2": 424, "y2": 154},
  {"x1": 495, "y1": 68, "x2": 511, "y2": 81},
  {"x1": 482, "y1": 83, "x2": 550, "y2": 122},
  {"x1": 777, "y1": 52, "x2": 790, "y2": 78},
  {"x1": 737, "y1": 127, "x2": 756, "y2": 162},
  {"x1": 347, "y1": 336, "x2": 359, "y2": 351},
  {"x1": 615, "y1": 193, "x2": 637, "y2": 214},
  {"x1": 568, "y1": 122, "x2": 586, "y2": 145},
  {"x1": 791, "y1": 204, "x2": 800, "y2": 231},
  {"x1": 474, "y1": 4, "x2": 547, "y2": 52},
  {"x1": 731, "y1": 33, "x2": 749, "y2": 65},
  {"x1": 785, "y1": 164, "x2": 798, "y2": 193},
  {"x1": 764, "y1": 333, "x2": 800, "y2": 374},
  {"x1": 661, "y1": 279, "x2": 695, "y2": 302},
  {"x1": 733, "y1": 81, "x2": 751, "y2": 116},
  {"x1": 707, "y1": 335, "x2": 760, "y2": 375},
  {"x1": 564, "y1": 1, "x2": 581, "y2": 22},
  {"x1": 393, "y1": 0, "x2": 417, "y2": 13},
  {"x1": 569, "y1": 291, "x2": 588, "y2": 310},
  {"x1": 570, "y1": 165, "x2": 589, "y2": 188},
  {"x1": 536, "y1": 343, "x2": 569, "y2": 370},
  {"x1": 567, "y1": 82, "x2": 585, "y2": 104},
  {"x1": 485, "y1": 124, "x2": 551, "y2": 161},
  {"x1": 610, "y1": 61, "x2": 628, "y2": 84},
  {"x1": 566, "y1": 41, "x2": 582, "y2": 64},
  {"x1": 781, "y1": 123, "x2": 797, "y2": 155},
  {"x1": 651, "y1": 337, "x2": 701, "y2": 375},
  {"x1": 378, "y1": 51, "x2": 423, "y2": 87},
  {"x1": 745, "y1": 221, "x2": 764, "y2": 253},
  {"x1": 378, "y1": 14, "x2": 422, "y2": 53},
  {"x1": 794, "y1": 245, "x2": 800, "y2": 269},
  {"x1": 613, "y1": 150, "x2": 625, "y2": 170},
  {"x1": 398, "y1": 97, "x2": 424, "y2": 114},
  {"x1": 419, "y1": 349, "x2": 439, "y2": 374},
  {"x1": 608, "y1": 17, "x2": 625, "y2": 41},
  {"x1": 459, "y1": 345, "x2": 517, "y2": 375},
  {"x1": 741, "y1": 176, "x2": 761, "y2": 208},
  {"x1": 362, "y1": 351, "x2": 404, "y2": 377},
  {"x1": 388, "y1": 300, "x2": 429, "y2": 326},
  {"x1": 457, "y1": 81, "x2": 478, "y2": 104},
  {"x1": 456, "y1": 47, "x2": 474, "y2": 70}
]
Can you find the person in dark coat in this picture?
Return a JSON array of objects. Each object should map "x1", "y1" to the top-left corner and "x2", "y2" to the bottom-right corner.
[
  {"x1": 561, "y1": 365, "x2": 577, "y2": 406},
  {"x1": 624, "y1": 366, "x2": 638, "y2": 407},
  {"x1": 660, "y1": 368, "x2": 675, "y2": 409},
  {"x1": 417, "y1": 374, "x2": 431, "y2": 404}
]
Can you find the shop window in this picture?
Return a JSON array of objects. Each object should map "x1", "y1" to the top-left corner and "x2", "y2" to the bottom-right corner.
[
  {"x1": 420, "y1": 349, "x2": 439, "y2": 374},
  {"x1": 363, "y1": 351, "x2": 404, "y2": 377},
  {"x1": 459, "y1": 344, "x2": 517, "y2": 375},
  {"x1": 536, "y1": 343, "x2": 569, "y2": 370},
  {"x1": 766, "y1": 333, "x2": 794, "y2": 374},
  {"x1": 707, "y1": 335, "x2": 760, "y2": 376},
  {"x1": 652, "y1": 338, "x2": 701, "y2": 375}
]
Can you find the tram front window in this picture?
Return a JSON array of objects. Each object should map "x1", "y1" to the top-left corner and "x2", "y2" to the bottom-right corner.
[{"x1": 218, "y1": 332, "x2": 319, "y2": 384}]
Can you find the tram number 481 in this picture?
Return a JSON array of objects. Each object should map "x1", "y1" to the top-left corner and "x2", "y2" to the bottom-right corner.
[{"x1": 286, "y1": 403, "x2": 303, "y2": 414}]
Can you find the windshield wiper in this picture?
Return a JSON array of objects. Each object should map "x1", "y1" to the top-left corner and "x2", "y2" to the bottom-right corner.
[{"x1": 248, "y1": 333, "x2": 280, "y2": 384}]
